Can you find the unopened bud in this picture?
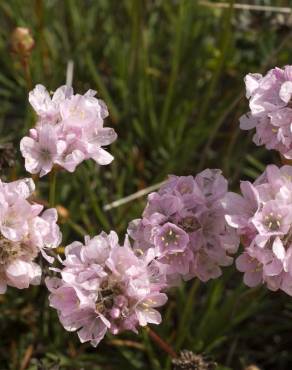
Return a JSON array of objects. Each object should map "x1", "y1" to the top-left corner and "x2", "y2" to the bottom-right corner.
[
  {"x1": 56, "y1": 205, "x2": 70, "y2": 222},
  {"x1": 11, "y1": 27, "x2": 35, "y2": 56}
]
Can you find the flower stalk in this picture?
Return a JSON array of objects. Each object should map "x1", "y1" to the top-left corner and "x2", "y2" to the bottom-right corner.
[
  {"x1": 49, "y1": 168, "x2": 57, "y2": 207},
  {"x1": 146, "y1": 327, "x2": 177, "y2": 358}
]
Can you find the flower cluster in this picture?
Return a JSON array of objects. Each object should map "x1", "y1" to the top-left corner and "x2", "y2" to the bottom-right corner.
[
  {"x1": 46, "y1": 231, "x2": 167, "y2": 347},
  {"x1": 20, "y1": 84, "x2": 117, "y2": 177},
  {"x1": 10, "y1": 67, "x2": 292, "y2": 350},
  {"x1": 128, "y1": 170, "x2": 239, "y2": 284},
  {"x1": 0, "y1": 178, "x2": 61, "y2": 293},
  {"x1": 240, "y1": 65, "x2": 292, "y2": 158},
  {"x1": 223, "y1": 164, "x2": 292, "y2": 295}
]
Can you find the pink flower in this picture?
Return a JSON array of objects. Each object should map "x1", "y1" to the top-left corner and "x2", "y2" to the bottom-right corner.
[
  {"x1": 240, "y1": 66, "x2": 292, "y2": 158},
  {"x1": 224, "y1": 164, "x2": 292, "y2": 296},
  {"x1": 252, "y1": 200, "x2": 292, "y2": 237},
  {"x1": 46, "y1": 231, "x2": 167, "y2": 347},
  {"x1": 20, "y1": 124, "x2": 66, "y2": 177},
  {"x1": 128, "y1": 170, "x2": 239, "y2": 284},
  {"x1": 0, "y1": 178, "x2": 61, "y2": 293},
  {"x1": 29, "y1": 84, "x2": 73, "y2": 123},
  {"x1": 154, "y1": 223, "x2": 189, "y2": 254},
  {"x1": 21, "y1": 84, "x2": 117, "y2": 177}
]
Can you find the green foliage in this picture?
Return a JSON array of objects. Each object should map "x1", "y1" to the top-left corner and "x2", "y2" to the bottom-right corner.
[{"x1": 0, "y1": 1, "x2": 292, "y2": 369}]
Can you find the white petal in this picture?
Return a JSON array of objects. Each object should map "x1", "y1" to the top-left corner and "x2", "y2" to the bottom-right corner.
[
  {"x1": 273, "y1": 237, "x2": 285, "y2": 260},
  {"x1": 91, "y1": 148, "x2": 114, "y2": 165},
  {"x1": 279, "y1": 81, "x2": 292, "y2": 103}
]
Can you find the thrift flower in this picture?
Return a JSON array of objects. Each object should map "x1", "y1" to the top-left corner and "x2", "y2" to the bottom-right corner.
[
  {"x1": 240, "y1": 66, "x2": 292, "y2": 158},
  {"x1": 128, "y1": 170, "x2": 239, "y2": 284},
  {"x1": 223, "y1": 164, "x2": 292, "y2": 295},
  {"x1": 20, "y1": 84, "x2": 117, "y2": 177},
  {"x1": 0, "y1": 178, "x2": 61, "y2": 293},
  {"x1": 46, "y1": 231, "x2": 167, "y2": 347},
  {"x1": 20, "y1": 124, "x2": 66, "y2": 177}
]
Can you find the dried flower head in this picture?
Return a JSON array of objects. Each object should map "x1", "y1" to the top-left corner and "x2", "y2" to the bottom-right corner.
[{"x1": 172, "y1": 350, "x2": 217, "y2": 370}]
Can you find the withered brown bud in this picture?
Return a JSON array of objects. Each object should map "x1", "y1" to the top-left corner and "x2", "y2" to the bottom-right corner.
[
  {"x1": 11, "y1": 27, "x2": 35, "y2": 56},
  {"x1": 56, "y1": 205, "x2": 70, "y2": 222},
  {"x1": 0, "y1": 143, "x2": 16, "y2": 170},
  {"x1": 245, "y1": 366, "x2": 261, "y2": 370},
  {"x1": 172, "y1": 350, "x2": 217, "y2": 370}
]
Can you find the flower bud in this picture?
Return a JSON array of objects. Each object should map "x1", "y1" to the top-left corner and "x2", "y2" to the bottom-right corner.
[
  {"x1": 11, "y1": 27, "x2": 35, "y2": 56},
  {"x1": 56, "y1": 205, "x2": 70, "y2": 222}
]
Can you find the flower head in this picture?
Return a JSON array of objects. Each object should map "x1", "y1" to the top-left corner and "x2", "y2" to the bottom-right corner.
[
  {"x1": 46, "y1": 231, "x2": 167, "y2": 347},
  {"x1": 172, "y1": 350, "x2": 217, "y2": 370},
  {"x1": 224, "y1": 164, "x2": 292, "y2": 295},
  {"x1": 128, "y1": 170, "x2": 239, "y2": 284},
  {"x1": 0, "y1": 178, "x2": 61, "y2": 293},
  {"x1": 240, "y1": 66, "x2": 292, "y2": 158},
  {"x1": 20, "y1": 85, "x2": 117, "y2": 177}
]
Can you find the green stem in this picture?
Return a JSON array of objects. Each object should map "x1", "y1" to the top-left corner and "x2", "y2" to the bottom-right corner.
[
  {"x1": 160, "y1": 0, "x2": 186, "y2": 131},
  {"x1": 86, "y1": 53, "x2": 119, "y2": 124},
  {"x1": 142, "y1": 328, "x2": 162, "y2": 370},
  {"x1": 23, "y1": 57, "x2": 32, "y2": 91},
  {"x1": 49, "y1": 169, "x2": 57, "y2": 207},
  {"x1": 175, "y1": 279, "x2": 200, "y2": 349},
  {"x1": 83, "y1": 167, "x2": 111, "y2": 231},
  {"x1": 66, "y1": 219, "x2": 87, "y2": 237},
  {"x1": 196, "y1": 0, "x2": 234, "y2": 129}
]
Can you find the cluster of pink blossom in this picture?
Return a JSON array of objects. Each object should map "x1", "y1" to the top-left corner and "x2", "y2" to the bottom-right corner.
[
  {"x1": 0, "y1": 178, "x2": 61, "y2": 293},
  {"x1": 46, "y1": 231, "x2": 167, "y2": 346},
  {"x1": 223, "y1": 165, "x2": 292, "y2": 295},
  {"x1": 9, "y1": 67, "x2": 292, "y2": 349},
  {"x1": 20, "y1": 84, "x2": 117, "y2": 177},
  {"x1": 128, "y1": 170, "x2": 239, "y2": 284},
  {"x1": 240, "y1": 65, "x2": 292, "y2": 158}
]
